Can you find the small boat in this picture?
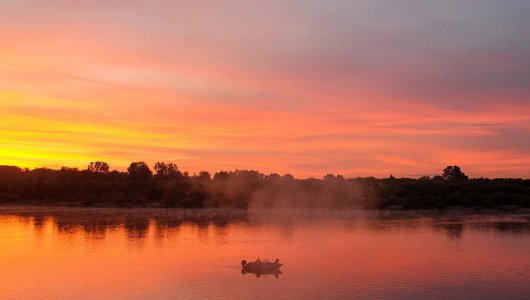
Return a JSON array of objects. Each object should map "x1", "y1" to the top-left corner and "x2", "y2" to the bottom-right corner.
[{"x1": 241, "y1": 259, "x2": 283, "y2": 277}]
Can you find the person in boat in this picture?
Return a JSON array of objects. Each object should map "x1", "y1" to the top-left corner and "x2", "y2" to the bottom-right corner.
[
  {"x1": 241, "y1": 260, "x2": 283, "y2": 278},
  {"x1": 244, "y1": 258, "x2": 281, "y2": 267},
  {"x1": 253, "y1": 258, "x2": 279, "y2": 264},
  {"x1": 242, "y1": 258, "x2": 282, "y2": 272}
]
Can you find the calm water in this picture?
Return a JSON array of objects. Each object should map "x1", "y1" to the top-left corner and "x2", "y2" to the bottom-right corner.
[{"x1": 0, "y1": 207, "x2": 529, "y2": 299}]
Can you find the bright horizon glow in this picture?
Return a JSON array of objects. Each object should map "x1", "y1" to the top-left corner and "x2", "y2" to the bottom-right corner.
[{"x1": 1, "y1": 1, "x2": 530, "y2": 178}]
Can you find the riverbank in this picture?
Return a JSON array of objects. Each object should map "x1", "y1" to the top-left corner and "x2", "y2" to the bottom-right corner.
[{"x1": 2, "y1": 165, "x2": 529, "y2": 209}]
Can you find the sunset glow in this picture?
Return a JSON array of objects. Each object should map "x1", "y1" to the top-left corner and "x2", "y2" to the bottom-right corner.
[{"x1": 1, "y1": 1, "x2": 530, "y2": 178}]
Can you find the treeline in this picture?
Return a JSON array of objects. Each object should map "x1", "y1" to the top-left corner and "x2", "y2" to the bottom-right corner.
[{"x1": 0, "y1": 163, "x2": 529, "y2": 209}]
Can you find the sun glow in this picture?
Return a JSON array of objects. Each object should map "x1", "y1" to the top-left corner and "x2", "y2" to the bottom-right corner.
[{"x1": 1, "y1": 1, "x2": 530, "y2": 177}]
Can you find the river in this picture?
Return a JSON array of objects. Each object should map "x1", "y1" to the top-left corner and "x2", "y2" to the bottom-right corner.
[{"x1": 0, "y1": 207, "x2": 529, "y2": 299}]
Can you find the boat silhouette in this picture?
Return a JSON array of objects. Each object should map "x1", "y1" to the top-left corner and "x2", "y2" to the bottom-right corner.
[{"x1": 241, "y1": 259, "x2": 283, "y2": 278}]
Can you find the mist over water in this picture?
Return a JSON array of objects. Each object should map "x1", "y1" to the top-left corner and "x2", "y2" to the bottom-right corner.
[{"x1": 1, "y1": 207, "x2": 529, "y2": 299}]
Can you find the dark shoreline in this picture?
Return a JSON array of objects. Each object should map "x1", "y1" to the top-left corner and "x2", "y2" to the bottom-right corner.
[
  {"x1": 1, "y1": 204, "x2": 529, "y2": 214},
  {"x1": 2, "y1": 164, "x2": 529, "y2": 210}
]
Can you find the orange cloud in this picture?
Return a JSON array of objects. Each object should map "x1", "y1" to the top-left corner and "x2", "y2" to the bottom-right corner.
[{"x1": 1, "y1": 2, "x2": 530, "y2": 178}]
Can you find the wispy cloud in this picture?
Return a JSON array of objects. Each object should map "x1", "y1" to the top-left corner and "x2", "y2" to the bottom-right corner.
[{"x1": 1, "y1": 0, "x2": 530, "y2": 177}]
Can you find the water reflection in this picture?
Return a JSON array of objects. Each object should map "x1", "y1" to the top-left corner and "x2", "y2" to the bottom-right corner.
[
  {"x1": 432, "y1": 223, "x2": 464, "y2": 239},
  {"x1": 2, "y1": 208, "x2": 530, "y2": 240},
  {"x1": 242, "y1": 267, "x2": 282, "y2": 279},
  {"x1": 473, "y1": 221, "x2": 530, "y2": 234},
  {"x1": 1, "y1": 208, "x2": 530, "y2": 299}
]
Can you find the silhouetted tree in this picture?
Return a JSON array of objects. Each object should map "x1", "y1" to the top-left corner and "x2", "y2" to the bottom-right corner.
[
  {"x1": 0, "y1": 166, "x2": 22, "y2": 178},
  {"x1": 153, "y1": 162, "x2": 181, "y2": 179},
  {"x1": 128, "y1": 162, "x2": 152, "y2": 181},
  {"x1": 0, "y1": 162, "x2": 529, "y2": 209},
  {"x1": 324, "y1": 174, "x2": 336, "y2": 181},
  {"x1": 88, "y1": 161, "x2": 109, "y2": 173},
  {"x1": 283, "y1": 174, "x2": 295, "y2": 182},
  {"x1": 267, "y1": 173, "x2": 281, "y2": 181},
  {"x1": 198, "y1": 171, "x2": 211, "y2": 181},
  {"x1": 442, "y1": 165, "x2": 469, "y2": 181},
  {"x1": 214, "y1": 171, "x2": 230, "y2": 180}
]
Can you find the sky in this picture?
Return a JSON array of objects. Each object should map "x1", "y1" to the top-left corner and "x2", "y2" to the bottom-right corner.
[{"x1": 1, "y1": 0, "x2": 530, "y2": 178}]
